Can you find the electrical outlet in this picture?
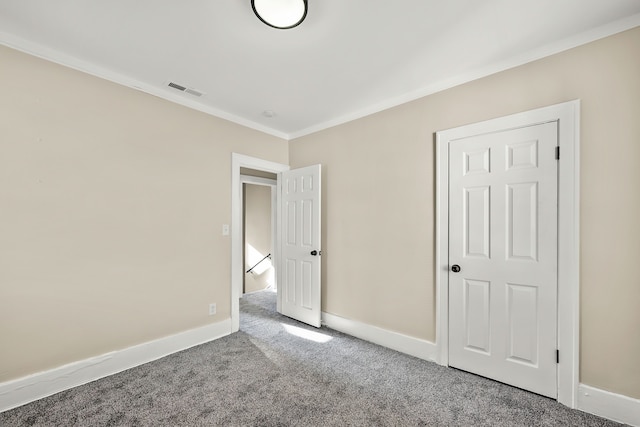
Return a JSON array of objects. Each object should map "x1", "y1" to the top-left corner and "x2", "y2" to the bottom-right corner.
[
  {"x1": 209, "y1": 303, "x2": 217, "y2": 316},
  {"x1": 222, "y1": 224, "x2": 230, "y2": 236}
]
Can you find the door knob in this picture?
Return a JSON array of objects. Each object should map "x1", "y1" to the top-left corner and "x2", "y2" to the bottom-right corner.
[
  {"x1": 451, "y1": 264, "x2": 461, "y2": 273},
  {"x1": 310, "y1": 250, "x2": 319, "y2": 256}
]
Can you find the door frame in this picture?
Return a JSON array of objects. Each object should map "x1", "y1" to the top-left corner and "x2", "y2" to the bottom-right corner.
[
  {"x1": 231, "y1": 153, "x2": 289, "y2": 333},
  {"x1": 435, "y1": 100, "x2": 580, "y2": 408}
]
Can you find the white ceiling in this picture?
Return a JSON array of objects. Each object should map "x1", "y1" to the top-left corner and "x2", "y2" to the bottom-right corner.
[{"x1": 1, "y1": 0, "x2": 639, "y2": 139}]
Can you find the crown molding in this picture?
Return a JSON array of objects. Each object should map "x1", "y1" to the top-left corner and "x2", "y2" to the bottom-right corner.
[
  {"x1": 0, "y1": 32, "x2": 289, "y2": 141},
  {"x1": 288, "y1": 13, "x2": 640, "y2": 140}
]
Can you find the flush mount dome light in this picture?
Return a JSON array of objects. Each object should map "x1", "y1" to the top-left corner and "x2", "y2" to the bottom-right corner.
[{"x1": 251, "y1": 0, "x2": 308, "y2": 29}]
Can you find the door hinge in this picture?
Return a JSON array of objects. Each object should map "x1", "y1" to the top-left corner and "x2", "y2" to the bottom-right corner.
[
  {"x1": 555, "y1": 146, "x2": 560, "y2": 160},
  {"x1": 556, "y1": 349, "x2": 560, "y2": 364}
]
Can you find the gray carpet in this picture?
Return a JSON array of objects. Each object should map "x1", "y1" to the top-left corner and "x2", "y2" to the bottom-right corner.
[{"x1": 0, "y1": 291, "x2": 621, "y2": 426}]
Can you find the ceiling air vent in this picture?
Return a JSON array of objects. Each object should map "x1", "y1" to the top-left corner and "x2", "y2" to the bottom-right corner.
[{"x1": 167, "y1": 81, "x2": 204, "y2": 97}]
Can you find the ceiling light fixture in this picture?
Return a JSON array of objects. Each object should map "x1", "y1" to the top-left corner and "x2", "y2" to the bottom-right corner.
[{"x1": 251, "y1": 0, "x2": 307, "y2": 30}]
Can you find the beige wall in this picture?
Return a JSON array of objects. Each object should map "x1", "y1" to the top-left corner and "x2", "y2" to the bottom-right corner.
[
  {"x1": 290, "y1": 27, "x2": 640, "y2": 399},
  {"x1": 244, "y1": 184, "x2": 274, "y2": 293},
  {"x1": 0, "y1": 45, "x2": 288, "y2": 382},
  {"x1": 1, "y1": 26, "x2": 639, "y2": 401}
]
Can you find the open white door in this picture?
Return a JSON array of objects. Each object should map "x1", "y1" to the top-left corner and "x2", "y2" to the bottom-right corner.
[{"x1": 278, "y1": 164, "x2": 322, "y2": 327}]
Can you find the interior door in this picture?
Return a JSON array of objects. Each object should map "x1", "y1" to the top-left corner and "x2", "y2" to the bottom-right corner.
[
  {"x1": 278, "y1": 164, "x2": 322, "y2": 327},
  {"x1": 448, "y1": 122, "x2": 558, "y2": 398}
]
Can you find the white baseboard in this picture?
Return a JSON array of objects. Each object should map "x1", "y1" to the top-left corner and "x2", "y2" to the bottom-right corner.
[
  {"x1": 0, "y1": 319, "x2": 232, "y2": 413},
  {"x1": 578, "y1": 384, "x2": 640, "y2": 426},
  {"x1": 6, "y1": 317, "x2": 638, "y2": 427},
  {"x1": 321, "y1": 312, "x2": 438, "y2": 362}
]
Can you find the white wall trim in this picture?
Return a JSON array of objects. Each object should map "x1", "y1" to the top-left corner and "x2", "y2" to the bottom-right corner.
[
  {"x1": 578, "y1": 384, "x2": 640, "y2": 427},
  {"x1": 435, "y1": 100, "x2": 580, "y2": 408},
  {"x1": 0, "y1": 32, "x2": 289, "y2": 141},
  {"x1": 289, "y1": 14, "x2": 640, "y2": 139},
  {"x1": 0, "y1": 319, "x2": 232, "y2": 413},
  {"x1": 231, "y1": 154, "x2": 289, "y2": 333},
  {"x1": 240, "y1": 175, "x2": 277, "y2": 187},
  {"x1": 322, "y1": 312, "x2": 438, "y2": 363}
]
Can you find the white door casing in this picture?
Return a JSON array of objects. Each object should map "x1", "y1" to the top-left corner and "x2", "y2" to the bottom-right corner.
[
  {"x1": 231, "y1": 154, "x2": 289, "y2": 333},
  {"x1": 278, "y1": 164, "x2": 322, "y2": 327},
  {"x1": 436, "y1": 100, "x2": 580, "y2": 407},
  {"x1": 448, "y1": 122, "x2": 558, "y2": 398}
]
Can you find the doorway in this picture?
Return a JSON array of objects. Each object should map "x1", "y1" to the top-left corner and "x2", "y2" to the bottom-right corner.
[
  {"x1": 231, "y1": 154, "x2": 323, "y2": 332},
  {"x1": 242, "y1": 174, "x2": 277, "y2": 296},
  {"x1": 231, "y1": 154, "x2": 290, "y2": 333},
  {"x1": 435, "y1": 100, "x2": 580, "y2": 408}
]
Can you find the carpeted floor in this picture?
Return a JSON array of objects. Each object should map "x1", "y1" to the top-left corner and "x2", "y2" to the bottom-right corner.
[{"x1": 0, "y1": 290, "x2": 622, "y2": 426}]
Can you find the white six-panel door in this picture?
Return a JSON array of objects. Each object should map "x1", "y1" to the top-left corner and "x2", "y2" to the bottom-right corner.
[
  {"x1": 448, "y1": 122, "x2": 558, "y2": 398},
  {"x1": 278, "y1": 164, "x2": 322, "y2": 328}
]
